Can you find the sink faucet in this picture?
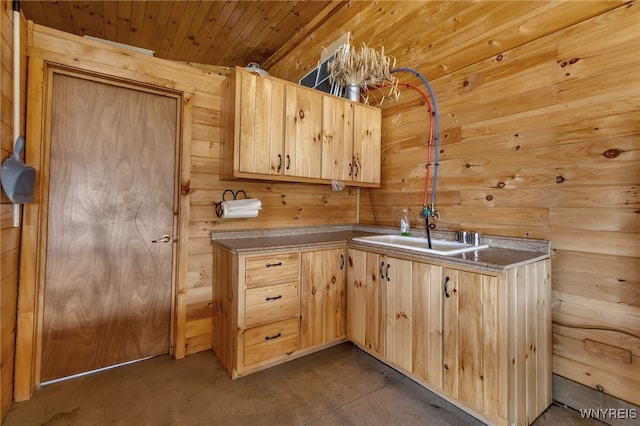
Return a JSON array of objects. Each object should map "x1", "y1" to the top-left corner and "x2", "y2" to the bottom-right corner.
[
  {"x1": 421, "y1": 204, "x2": 440, "y2": 249},
  {"x1": 456, "y1": 231, "x2": 482, "y2": 246},
  {"x1": 430, "y1": 206, "x2": 440, "y2": 220},
  {"x1": 421, "y1": 204, "x2": 439, "y2": 220}
]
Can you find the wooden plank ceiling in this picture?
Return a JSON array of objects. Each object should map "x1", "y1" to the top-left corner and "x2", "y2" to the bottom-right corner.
[{"x1": 20, "y1": 0, "x2": 344, "y2": 67}]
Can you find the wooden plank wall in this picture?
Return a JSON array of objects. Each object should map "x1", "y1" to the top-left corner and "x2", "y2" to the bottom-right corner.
[
  {"x1": 6, "y1": 0, "x2": 639, "y2": 413},
  {"x1": 0, "y1": 1, "x2": 26, "y2": 420},
  {"x1": 268, "y1": 1, "x2": 639, "y2": 407},
  {"x1": 20, "y1": 22, "x2": 357, "y2": 378}
]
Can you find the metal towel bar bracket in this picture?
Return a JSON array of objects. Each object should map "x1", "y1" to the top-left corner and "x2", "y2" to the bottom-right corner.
[{"x1": 214, "y1": 189, "x2": 249, "y2": 218}]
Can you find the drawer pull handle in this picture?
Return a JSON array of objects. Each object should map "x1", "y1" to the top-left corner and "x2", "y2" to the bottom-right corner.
[
  {"x1": 265, "y1": 332, "x2": 282, "y2": 341},
  {"x1": 340, "y1": 254, "x2": 345, "y2": 270},
  {"x1": 379, "y1": 261, "x2": 385, "y2": 280},
  {"x1": 265, "y1": 262, "x2": 282, "y2": 268},
  {"x1": 443, "y1": 276, "x2": 451, "y2": 298},
  {"x1": 386, "y1": 263, "x2": 391, "y2": 282},
  {"x1": 265, "y1": 295, "x2": 282, "y2": 301},
  {"x1": 277, "y1": 154, "x2": 282, "y2": 172}
]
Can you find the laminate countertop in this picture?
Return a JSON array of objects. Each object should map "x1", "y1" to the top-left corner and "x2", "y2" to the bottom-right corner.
[{"x1": 211, "y1": 225, "x2": 550, "y2": 274}]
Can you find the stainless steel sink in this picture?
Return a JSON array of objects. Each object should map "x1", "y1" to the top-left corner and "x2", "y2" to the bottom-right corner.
[{"x1": 352, "y1": 234, "x2": 488, "y2": 256}]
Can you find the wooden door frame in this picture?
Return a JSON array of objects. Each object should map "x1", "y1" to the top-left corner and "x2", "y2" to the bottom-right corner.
[{"x1": 15, "y1": 60, "x2": 192, "y2": 400}]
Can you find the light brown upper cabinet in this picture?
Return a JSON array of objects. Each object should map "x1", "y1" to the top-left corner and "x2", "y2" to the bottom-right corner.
[
  {"x1": 352, "y1": 104, "x2": 381, "y2": 185},
  {"x1": 224, "y1": 67, "x2": 381, "y2": 187},
  {"x1": 285, "y1": 84, "x2": 323, "y2": 179}
]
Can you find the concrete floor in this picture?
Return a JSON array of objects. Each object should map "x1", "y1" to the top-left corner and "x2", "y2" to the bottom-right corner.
[{"x1": 5, "y1": 343, "x2": 600, "y2": 426}]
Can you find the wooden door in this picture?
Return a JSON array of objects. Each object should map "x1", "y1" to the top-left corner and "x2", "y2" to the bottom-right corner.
[
  {"x1": 352, "y1": 105, "x2": 381, "y2": 184},
  {"x1": 237, "y1": 69, "x2": 257, "y2": 174},
  {"x1": 238, "y1": 70, "x2": 285, "y2": 175},
  {"x1": 41, "y1": 74, "x2": 177, "y2": 382},
  {"x1": 442, "y1": 268, "x2": 493, "y2": 413},
  {"x1": 301, "y1": 250, "x2": 324, "y2": 348},
  {"x1": 411, "y1": 261, "x2": 443, "y2": 390},
  {"x1": 346, "y1": 248, "x2": 366, "y2": 345},
  {"x1": 300, "y1": 248, "x2": 346, "y2": 349},
  {"x1": 284, "y1": 84, "x2": 322, "y2": 178},
  {"x1": 364, "y1": 251, "x2": 385, "y2": 356},
  {"x1": 321, "y1": 96, "x2": 353, "y2": 181},
  {"x1": 323, "y1": 248, "x2": 346, "y2": 342},
  {"x1": 384, "y1": 256, "x2": 413, "y2": 371}
]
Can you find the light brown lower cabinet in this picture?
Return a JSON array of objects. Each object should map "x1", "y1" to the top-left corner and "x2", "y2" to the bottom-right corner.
[
  {"x1": 442, "y1": 268, "x2": 500, "y2": 418},
  {"x1": 347, "y1": 248, "x2": 552, "y2": 426},
  {"x1": 346, "y1": 250, "x2": 386, "y2": 357},
  {"x1": 212, "y1": 245, "x2": 347, "y2": 378},
  {"x1": 384, "y1": 256, "x2": 413, "y2": 372},
  {"x1": 411, "y1": 261, "x2": 444, "y2": 390},
  {"x1": 300, "y1": 248, "x2": 347, "y2": 349},
  {"x1": 213, "y1": 244, "x2": 551, "y2": 425},
  {"x1": 441, "y1": 264, "x2": 553, "y2": 425},
  {"x1": 212, "y1": 248, "x2": 302, "y2": 378}
]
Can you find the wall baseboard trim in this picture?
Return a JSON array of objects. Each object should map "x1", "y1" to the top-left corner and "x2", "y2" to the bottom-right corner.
[{"x1": 553, "y1": 375, "x2": 639, "y2": 426}]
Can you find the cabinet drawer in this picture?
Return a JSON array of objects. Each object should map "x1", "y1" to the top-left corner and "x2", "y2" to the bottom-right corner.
[
  {"x1": 245, "y1": 252, "x2": 300, "y2": 288},
  {"x1": 245, "y1": 282, "x2": 299, "y2": 327},
  {"x1": 244, "y1": 318, "x2": 300, "y2": 365}
]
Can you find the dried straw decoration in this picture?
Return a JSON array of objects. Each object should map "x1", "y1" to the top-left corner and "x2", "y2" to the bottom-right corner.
[{"x1": 328, "y1": 42, "x2": 400, "y2": 105}]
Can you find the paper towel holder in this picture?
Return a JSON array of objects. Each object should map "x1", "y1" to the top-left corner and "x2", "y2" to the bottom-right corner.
[{"x1": 214, "y1": 189, "x2": 249, "y2": 218}]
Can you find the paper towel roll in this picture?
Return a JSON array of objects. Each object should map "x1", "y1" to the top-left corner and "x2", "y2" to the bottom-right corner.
[{"x1": 220, "y1": 199, "x2": 262, "y2": 219}]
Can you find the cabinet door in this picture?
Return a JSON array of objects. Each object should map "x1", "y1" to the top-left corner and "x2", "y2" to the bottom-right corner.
[
  {"x1": 321, "y1": 96, "x2": 353, "y2": 181},
  {"x1": 347, "y1": 249, "x2": 385, "y2": 357},
  {"x1": 364, "y1": 252, "x2": 385, "y2": 357},
  {"x1": 285, "y1": 84, "x2": 323, "y2": 179},
  {"x1": 323, "y1": 248, "x2": 346, "y2": 342},
  {"x1": 352, "y1": 105, "x2": 381, "y2": 184},
  {"x1": 384, "y1": 256, "x2": 413, "y2": 371},
  {"x1": 346, "y1": 248, "x2": 366, "y2": 346},
  {"x1": 300, "y1": 248, "x2": 346, "y2": 349},
  {"x1": 411, "y1": 262, "x2": 443, "y2": 391},
  {"x1": 237, "y1": 69, "x2": 285, "y2": 175},
  {"x1": 443, "y1": 268, "x2": 499, "y2": 414}
]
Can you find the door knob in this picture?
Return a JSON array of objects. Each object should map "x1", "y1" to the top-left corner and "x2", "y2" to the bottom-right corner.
[{"x1": 151, "y1": 234, "x2": 172, "y2": 243}]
